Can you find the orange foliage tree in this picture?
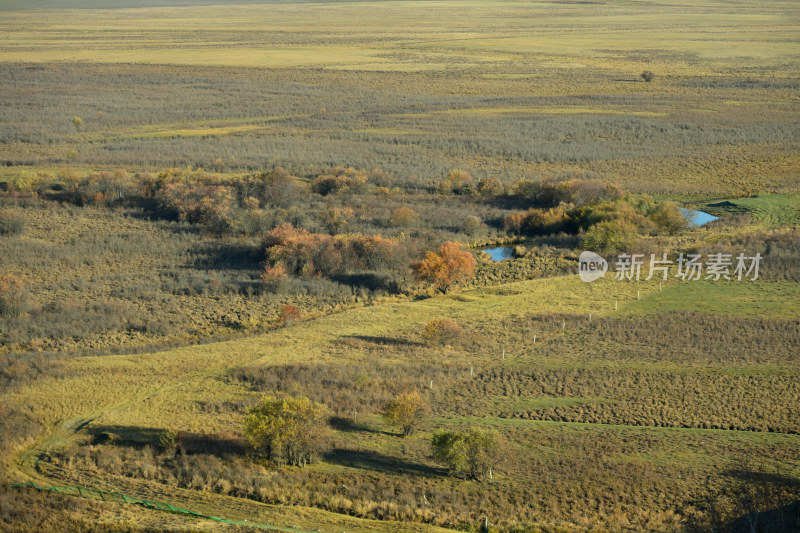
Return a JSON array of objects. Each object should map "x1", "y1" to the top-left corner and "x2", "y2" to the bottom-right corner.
[
  {"x1": 412, "y1": 242, "x2": 476, "y2": 294},
  {"x1": 262, "y1": 224, "x2": 403, "y2": 277}
]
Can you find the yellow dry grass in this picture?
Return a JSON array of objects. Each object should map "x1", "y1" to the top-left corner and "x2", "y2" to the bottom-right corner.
[{"x1": 1, "y1": 1, "x2": 798, "y2": 74}]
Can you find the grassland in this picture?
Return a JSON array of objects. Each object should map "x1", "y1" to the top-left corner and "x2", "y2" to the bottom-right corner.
[
  {"x1": 4, "y1": 275, "x2": 800, "y2": 530},
  {"x1": 1, "y1": 0, "x2": 799, "y2": 531},
  {"x1": 701, "y1": 194, "x2": 800, "y2": 227},
  {"x1": 1, "y1": 1, "x2": 798, "y2": 73},
  {"x1": 1, "y1": 0, "x2": 799, "y2": 195}
]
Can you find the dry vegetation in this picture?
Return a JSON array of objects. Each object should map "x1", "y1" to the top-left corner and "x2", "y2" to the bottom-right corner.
[{"x1": 1, "y1": 0, "x2": 799, "y2": 531}]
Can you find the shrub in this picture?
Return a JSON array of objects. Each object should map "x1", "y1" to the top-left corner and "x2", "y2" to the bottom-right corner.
[
  {"x1": 648, "y1": 201, "x2": 689, "y2": 235},
  {"x1": 156, "y1": 182, "x2": 238, "y2": 235},
  {"x1": 66, "y1": 170, "x2": 135, "y2": 206},
  {"x1": 581, "y1": 219, "x2": 639, "y2": 253},
  {"x1": 158, "y1": 429, "x2": 180, "y2": 453},
  {"x1": 431, "y1": 427, "x2": 501, "y2": 480},
  {"x1": 311, "y1": 167, "x2": 367, "y2": 195},
  {"x1": 389, "y1": 206, "x2": 418, "y2": 227},
  {"x1": 323, "y1": 206, "x2": 355, "y2": 234},
  {"x1": 476, "y1": 176, "x2": 504, "y2": 196},
  {"x1": 279, "y1": 304, "x2": 302, "y2": 325},
  {"x1": 263, "y1": 224, "x2": 403, "y2": 277},
  {"x1": 243, "y1": 196, "x2": 260, "y2": 210},
  {"x1": 10, "y1": 171, "x2": 40, "y2": 193},
  {"x1": 512, "y1": 177, "x2": 623, "y2": 208},
  {"x1": 382, "y1": 391, "x2": 427, "y2": 436},
  {"x1": 503, "y1": 207, "x2": 568, "y2": 235},
  {"x1": 437, "y1": 170, "x2": 473, "y2": 194},
  {"x1": 0, "y1": 274, "x2": 28, "y2": 317},
  {"x1": 641, "y1": 70, "x2": 655, "y2": 82},
  {"x1": 263, "y1": 168, "x2": 301, "y2": 206},
  {"x1": 462, "y1": 215, "x2": 485, "y2": 236},
  {"x1": 423, "y1": 318, "x2": 462, "y2": 345},
  {"x1": 0, "y1": 210, "x2": 25, "y2": 235}
]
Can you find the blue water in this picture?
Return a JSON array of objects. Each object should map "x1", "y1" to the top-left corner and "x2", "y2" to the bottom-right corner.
[
  {"x1": 680, "y1": 207, "x2": 719, "y2": 227},
  {"x1": 482, "y1": 246, "x2": 513, "y2": 262}
]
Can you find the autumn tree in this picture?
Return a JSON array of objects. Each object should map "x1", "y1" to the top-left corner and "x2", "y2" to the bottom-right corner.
[
  {"x1": 311, "y1": 167, "x2": 367, "y2": 195},
  {"x1": 382, "y1": 391, "x2": 427, "y2": 436},
  {"x1": 263, "y1": 224, "x2": 402, "y2": 278},
  {"x1": 244, "y1": 395, "x2": 330, "y2": 467},
  {"x1": 412, "y1": 241, "x2": 476, "y2": 294},
  {"x1": 260, "y1": 265, "x2": 287, "y2": 292},
  {"x1": 431, "y1": 427, "x2": 502, "y2": 480}
]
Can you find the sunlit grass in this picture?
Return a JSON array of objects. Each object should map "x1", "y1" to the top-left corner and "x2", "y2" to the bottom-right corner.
[
  {"x1": 702, "y1": 193, "x2": 800, "y2": 227},
  {"x1": 624, "y1": 280, "x2": 800, "y2": 318},
  {"x1": 399, "y1": 106, "x2": 669, "y2": 117},
  {"x1": 1, "y1": 1, "x2": 797, "y2": 73}
]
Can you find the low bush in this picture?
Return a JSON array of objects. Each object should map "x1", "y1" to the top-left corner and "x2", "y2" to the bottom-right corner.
[
  {"x1": 0, "y1": 209, "x2": 25, "y2": 235},
  {"x1": 422, "y1": 318, "x2": 462, "y2": 346},
  {"x1": 0, "y1": 274, "x2": 28, "y2": 317}
]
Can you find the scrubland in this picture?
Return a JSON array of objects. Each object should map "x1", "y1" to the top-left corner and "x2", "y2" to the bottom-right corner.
[{"x1": 1, "y1": 0, "x2": 799, "y2": 531}]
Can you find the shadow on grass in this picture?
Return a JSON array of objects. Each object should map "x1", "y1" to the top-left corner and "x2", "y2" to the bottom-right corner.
[
  {"x1": 328, "y1": 416, "x2": 397, "y2": 436},
  {"x1": 328, "y1": 272, "x2": 401, "y2": 293},
  {"x1": 343, "y1": 334, "x2": 423, "y2": 347},
  {"x1": 190, "y1": 241, "x2": 263, "y2": 271},
  {"x1": 87, "y1": 425, "x2": 246, "y2": 456},
  {"x1": 323, "y1": 448, "x2": 445, "y2": 477}
]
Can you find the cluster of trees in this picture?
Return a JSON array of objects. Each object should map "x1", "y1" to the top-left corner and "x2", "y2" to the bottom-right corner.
[
  {"x1": 501, "y1": 177, "x2": 691, "y2": 252},
  {"x1": 262, "y1": 224, "x2": 406, "y2": 278},
  {"x1": 244, "y1": 391, "x2": 503, "y2": 483},
  {"x1": 310, "y1": 167, "x2": 368, "y2": 195},
  {"x1": 157, "y1": 182, "x2": 239, "y2": 235},
  {"x1": 244, "y1": 396, "x2": 329, "y2": 467},
  {"x1": 1, "y1": 160, "x2": 740, "y2": 358},
  {"x1": 261, "y1": 226, "x2": 479, "y2": 295}
]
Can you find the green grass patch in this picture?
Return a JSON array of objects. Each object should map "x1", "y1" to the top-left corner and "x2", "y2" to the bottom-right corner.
[
  {"x1": 622, "y1": 280, "x2": 800, "y2": 318},
  {"x1": 702, "y1": 193, "x2": 800, "y2": 227}
]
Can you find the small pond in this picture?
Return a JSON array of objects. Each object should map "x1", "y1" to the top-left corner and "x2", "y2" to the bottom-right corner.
[
  {"x1": 481, "y1": 246, "x2": 514, "y2": 262},
  {"x1": 680, "y1": 207, "x2": 719, "y2": 227}
]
